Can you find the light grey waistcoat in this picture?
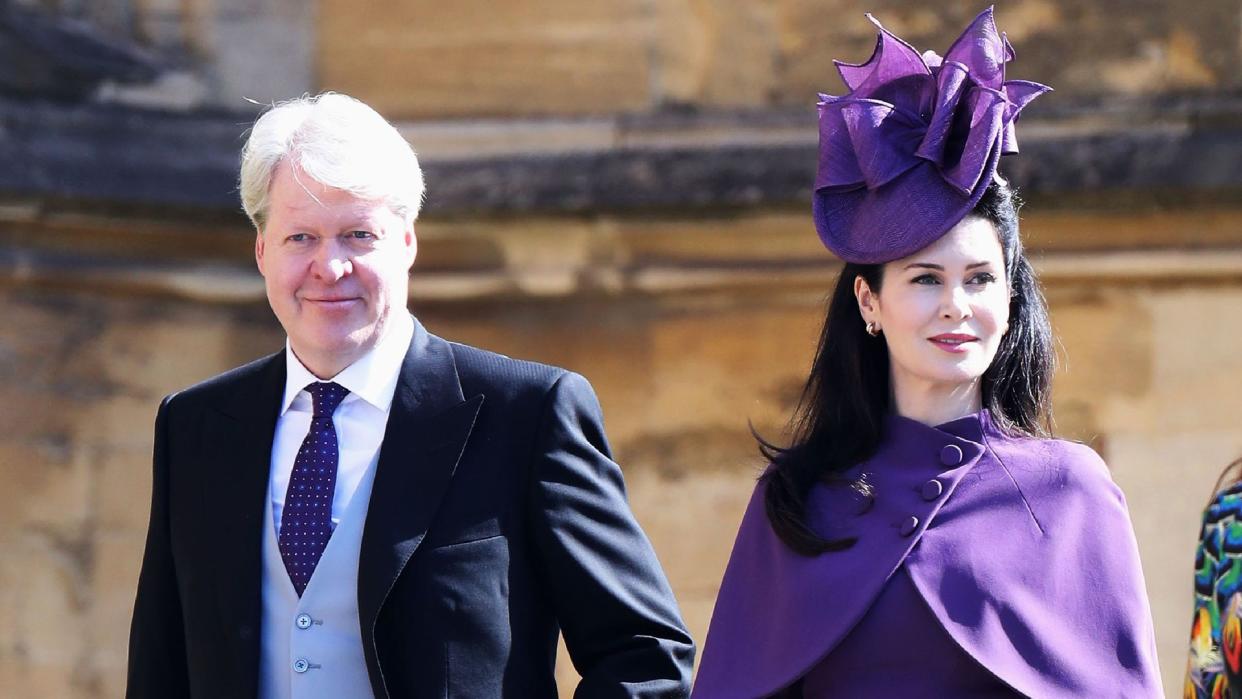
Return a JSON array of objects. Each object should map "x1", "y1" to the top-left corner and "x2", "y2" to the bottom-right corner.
[{"x1": 258, "y1": 463, "x2": 379, "y2": 699}]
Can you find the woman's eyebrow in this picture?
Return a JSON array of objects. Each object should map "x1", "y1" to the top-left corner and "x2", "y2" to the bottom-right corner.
[{"x1": 902, "y1": 261, "x2": 993, "y2": 271}]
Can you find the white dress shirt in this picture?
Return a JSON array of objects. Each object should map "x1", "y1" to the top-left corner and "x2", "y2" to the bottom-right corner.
[{"x1": 269, "y1": 314, "x2": 413, "y2": 534}]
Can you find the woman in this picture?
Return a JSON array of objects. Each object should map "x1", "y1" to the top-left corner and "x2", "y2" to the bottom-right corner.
[
  {"x1": 1187, "y1": 459, "x2": 1242, "y2": 698},
  {"x1": 692, "y1": 9, "x2": 1162, "y2": 698}
]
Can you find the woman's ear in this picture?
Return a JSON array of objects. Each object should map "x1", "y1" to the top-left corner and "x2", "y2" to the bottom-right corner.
[{"x1": 854, "y1": 275, "x2": 877, "y2": 323}]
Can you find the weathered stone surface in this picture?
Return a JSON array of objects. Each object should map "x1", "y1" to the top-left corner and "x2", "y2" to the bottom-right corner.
[
  {"x1": 773, "y1": 0, "x2": 1242, "y2": 105},
  {"x1": 653, "y1": 0, "x2": 783, "y2": 108},
  {"x1": 318, "y1": 0, "x2": 653, "y2": 118},
  {"x1": 17, "y1": 0, "x2": 1242, "y2": 116},
  {"x1": 206, "y1": 0, "x2": 314, "y2": 109},
  {"x1": 6, "y1": 94, "x2": 1242, "y2": 218}
]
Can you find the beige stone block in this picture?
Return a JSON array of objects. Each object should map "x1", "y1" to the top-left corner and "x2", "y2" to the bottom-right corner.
[
  {"x1": 0, "y1": 443, "x2": 92, "y2": 534},
  {"x1": 1144, "y1": 289, "x2": 1242, "y2": 431},
  {"x1": 1085, "y1": 26, "x2": 1218, "y2": 95},
  {"x1": 677, "y1": 591, "x2": 722, "y2": 675},
  {"x1": 1107, "y1": 430, "x2": 1242, "y2": 699},
  {"x1": 91, "y1": 308, "x2": 272, "y2": 402},
  {"x1": 1047, "y1": 288, "x2": 1155, "y2": 438},
  {"x1": 643, "y1": 306, "x2": 819, "y2": 434},
  {"x1": 615, "y1": 213, "x2": 827, "y2": 266},
  {"x1": 653, "y1": 0, "x2": 782, "y2": 107},
  {"x1": 74, "y1": 398, "x2": 160, "y2": 451},
  {"x1": 627, "y1": 468, "x2": 757, "y2": 592},
  {"x1": 0, "y1": 663, "x2": 76, "y2": 699},
  {"x1": 771, "y1": 1, "x2": 1240, "y2": 107},
  {"x1": 1023, "y1": 209, "x2": 1242, "y2": 253},
  {"x1": 95, "y1": 445, "x2": 154, "y2": 533},
  {"x1": 1047, "y1": 286, "x2": 1242, "y2": 443},
  {"x1": 0, "y1": 539, "x2": 91, "y2": 692},
  {"x1": 318, "y1": 0, "x2": 654, "y2": 117},
  {"x1": 773, "y1": 0, "x2": 937, "y2": 104},
  {"x1": 91, "y1": 532, "x2": 144, "y2": 686}
]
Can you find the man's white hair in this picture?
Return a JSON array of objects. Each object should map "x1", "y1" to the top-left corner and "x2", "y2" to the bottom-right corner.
[{"x1": 239, "y1": 92, "x2": 425, "y2": 230}]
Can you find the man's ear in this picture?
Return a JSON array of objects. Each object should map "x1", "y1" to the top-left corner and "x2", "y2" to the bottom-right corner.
[
  {"x1": 254, "y1": 229, "x2": 266, "y2": 276},
  {"x1": 403, "y1": 220, "x2": 418, "y2": 270}
]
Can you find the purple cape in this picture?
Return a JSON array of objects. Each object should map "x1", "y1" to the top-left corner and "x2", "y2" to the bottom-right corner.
[{"x1": 692, "y1": 411, "x2": 1162, "y2": 698}]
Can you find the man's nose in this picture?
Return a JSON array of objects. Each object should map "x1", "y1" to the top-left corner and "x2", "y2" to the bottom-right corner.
[{"x1": 312, "y1": 241, "x2": 352, "y2": 281}]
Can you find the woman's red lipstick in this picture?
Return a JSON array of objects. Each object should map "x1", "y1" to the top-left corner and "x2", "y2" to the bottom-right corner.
[{"x1": 929, "y1": 333, "x2": 978, "y2": 354}]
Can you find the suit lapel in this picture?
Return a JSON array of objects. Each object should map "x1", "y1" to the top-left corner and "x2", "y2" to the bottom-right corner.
[
  {"x1": 357, "y1": 320, "x2": 483, "y2": 640},
  {"x1": 204, "y1": 351, "x2": 285, "y2": 694}
]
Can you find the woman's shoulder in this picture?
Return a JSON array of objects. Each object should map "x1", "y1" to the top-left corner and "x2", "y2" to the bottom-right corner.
[
  {"x1": 1204, "y1": 479, "x2": 1242, "y2": 523},
  {"x1": 985, "y1": 431, "x2": 1123, "y2": 508},
  {"x1": 987, "y1": 430, "x2": 1108, "y2": 475}
]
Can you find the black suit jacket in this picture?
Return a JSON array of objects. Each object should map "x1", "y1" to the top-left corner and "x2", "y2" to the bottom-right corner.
[{"x1": 126, "y1": 318, "x2": 694, "y2": 698}]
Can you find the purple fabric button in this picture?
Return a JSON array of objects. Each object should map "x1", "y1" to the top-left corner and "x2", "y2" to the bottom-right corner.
[
  {"x1": 939, "y1": 444, "x2": 964, "y2": 467},
  {"x1": 899, "y1": 515, "x2": 919, "y2": 537},
  {"x1": 922, "y1": 479, "x2": 944, "y2": 501}
]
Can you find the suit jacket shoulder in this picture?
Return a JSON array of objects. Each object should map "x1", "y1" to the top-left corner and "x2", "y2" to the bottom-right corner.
[
  {"x1": 163, "y1": 351, "x2": 282, "y2": 412},
  {"x1": 446, "y1": 341, "x2": 570, "y2": 400}
]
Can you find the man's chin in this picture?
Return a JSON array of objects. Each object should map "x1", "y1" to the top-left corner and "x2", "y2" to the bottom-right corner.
[{"x1": 290, "y1": 326, "x2": 380, "y2": 368}]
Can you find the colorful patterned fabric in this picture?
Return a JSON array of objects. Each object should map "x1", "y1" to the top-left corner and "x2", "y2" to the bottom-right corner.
[{"x1": 1187, "y1": 481, "x2": 1242, "y2": 698}]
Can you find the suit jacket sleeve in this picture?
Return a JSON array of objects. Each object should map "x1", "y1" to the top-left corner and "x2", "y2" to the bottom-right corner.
[
  {"x1": 527, "y1": 371, "x2": 695, "y2": 697},
  {"x1": 126, "y1": 394, "x2": 191, "y2": 698}
]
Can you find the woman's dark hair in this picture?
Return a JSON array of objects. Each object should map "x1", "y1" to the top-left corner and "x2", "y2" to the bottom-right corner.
[
  {"x1": 1208, "y1": 458, "x2": 1242, "y2": 505},
  {"x1": 762, "y1": 179, "x2": 1055, "y2": 555}
]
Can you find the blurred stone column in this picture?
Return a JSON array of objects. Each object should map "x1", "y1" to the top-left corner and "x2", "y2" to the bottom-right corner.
[{"x1": 189, "y1": 0, "x2": 315, "y2": 108}]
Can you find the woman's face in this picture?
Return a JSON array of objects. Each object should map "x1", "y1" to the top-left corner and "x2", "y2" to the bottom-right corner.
[{"x1": 855, "y1": 216, "x2": 1011, "y2": 396}]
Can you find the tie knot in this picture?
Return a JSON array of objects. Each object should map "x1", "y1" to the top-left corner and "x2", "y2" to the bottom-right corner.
[{"x1": 306, "y1": 382, "x2": 348, "y2": 418}]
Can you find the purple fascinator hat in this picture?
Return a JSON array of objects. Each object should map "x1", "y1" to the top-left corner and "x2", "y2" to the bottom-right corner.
[{"x1": 813, "y1": 6, "x2": 1051, "y2": 264}]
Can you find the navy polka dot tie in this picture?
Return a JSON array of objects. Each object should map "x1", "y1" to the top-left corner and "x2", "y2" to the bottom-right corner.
[{"x1": 278, "y1": 381, "x2": 348, "y2": 596}]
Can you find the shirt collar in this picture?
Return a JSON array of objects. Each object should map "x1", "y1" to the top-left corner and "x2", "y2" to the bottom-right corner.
[{"x1": 281, "y1": 313, "x2": 414, "y2": 415}]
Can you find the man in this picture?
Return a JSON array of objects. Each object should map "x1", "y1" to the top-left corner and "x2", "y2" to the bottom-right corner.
[{"x1": 126, "y1": 93, "x2": 694, "y2": 698}]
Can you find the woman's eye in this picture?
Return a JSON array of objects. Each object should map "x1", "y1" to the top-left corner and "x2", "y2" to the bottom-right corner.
[
  {"x1": 970, "y1": 272, "x2": 998, "y2": 285},
  {"x1": 911, "y1": 274, "x2": 939, "y2": 285}
]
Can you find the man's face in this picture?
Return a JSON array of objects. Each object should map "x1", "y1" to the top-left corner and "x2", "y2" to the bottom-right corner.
[{"x1": 255, "y1": 160, "x2": 417, "y2": 378}]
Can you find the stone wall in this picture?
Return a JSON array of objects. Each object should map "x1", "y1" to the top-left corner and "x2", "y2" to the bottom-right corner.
[
  {"x1": 318, "y1": 0, "x2": 1242, "y2": 118},
  {"x1": 5, "y1": 1, "x2": 1242, "y2": 697},
  {"x1": 21, "y1": 0, "x2": 1238, "y2": 117}
]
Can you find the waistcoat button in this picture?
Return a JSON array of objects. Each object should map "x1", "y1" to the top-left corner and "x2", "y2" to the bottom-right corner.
[
  {"x1": 293, "y1": 658, "x2": 310, "y2": 674},
  {"x1": 296, "y1": 613, "x2": 313, "y2": 630}
]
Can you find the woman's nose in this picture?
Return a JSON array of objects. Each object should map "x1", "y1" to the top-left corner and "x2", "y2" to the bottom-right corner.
[{"x1": 941, "y1": 285, "x2": 971, "y2": 319}]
